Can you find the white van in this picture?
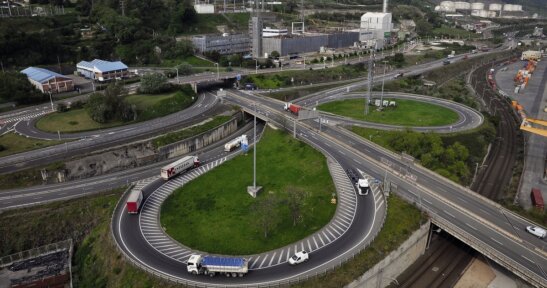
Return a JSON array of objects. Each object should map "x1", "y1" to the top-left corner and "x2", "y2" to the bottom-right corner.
[{"x1": 526, "y1": 226, "x2": 546, "y2": 239}]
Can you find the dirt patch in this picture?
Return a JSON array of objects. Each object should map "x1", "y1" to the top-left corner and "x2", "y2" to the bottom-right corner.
[{"x1": 454, "y1": 257, "x2": 495, "y2": 288}]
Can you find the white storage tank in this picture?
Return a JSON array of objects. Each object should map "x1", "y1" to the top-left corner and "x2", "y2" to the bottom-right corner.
[
  {"x1": 471, "y1": 2, "x2": 484, "y2": 10},
  {"x1": 513, "y1": 5, "x2": 522, "y2": 11},
  {"x1": 488, "y1": 3, "x2": 502, "y2": 11},
  {"x1": 471, "y1": 9, "x2": 490, "y2": 18},
  {"x1": 440, "y1": 1, "x2": 456, "y2": 12},
  {"x1": 454, "y1": 1, "x2": 471, "y2": 10},
  {"x1": 503, "y1": 4, "x2": 521, "y2": 11}
]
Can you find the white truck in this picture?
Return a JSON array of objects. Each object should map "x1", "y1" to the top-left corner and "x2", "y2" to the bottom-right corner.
[
  {"x1": 160, "y1": 155, "x2": 200, "y2": 180},
  {"x1": 187, "y1": 254, "x2": 249, "y2": 277},
  {"x1": 224, "y1": 135, "x2": 247, "y2": 152}
]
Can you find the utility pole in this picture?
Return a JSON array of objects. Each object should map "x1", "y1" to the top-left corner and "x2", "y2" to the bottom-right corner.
[
  {"x1": 365, "y1": 53, "x2": 374, "y2": 115},
  {"x1": 380, "y1": 60, "x2": 387, "y2": 110}
]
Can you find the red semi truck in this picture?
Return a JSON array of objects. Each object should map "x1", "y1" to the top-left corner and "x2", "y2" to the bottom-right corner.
[
  {"x1": 284, "y1": 103, "x2": 302, "y2": 115},
  {"x1": 126, "y1": 189, "x2": 143, "y2": 214},
  {"x1": 531, "y1": 188, "x2": 544, "y2": 210},
  {"x1": 161, "y1": 155, "x2": 200, "y2": 180}
]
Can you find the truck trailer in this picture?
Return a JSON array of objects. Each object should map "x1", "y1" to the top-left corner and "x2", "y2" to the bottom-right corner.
[
  {"x1": 187, "y1": 254, "x2": 248, "y2": 277},
  {"x1": 531, "y1": 188, "x2": 544, "y2": 210},
  {"x1": 160, "y1": 155, "x2": 200, "y2": 180},
  {"x1": 126, "y1": 189, "x2": 143, "y2": 214},
  {"x1": 224, "y1": 135, "x2": 247, "y2": 152},
  {"x1": 284, "y1": 103, "x2": 302, "y2": 115}
]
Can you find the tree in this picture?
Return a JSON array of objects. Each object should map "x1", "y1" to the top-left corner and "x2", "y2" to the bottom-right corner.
[
  {"x1": 416, "y1": 19, "x2": 433, "y2": 36},
  {"x1": 86, "y1": 82, "x2": 133, "y2": 123},
  {"x1": 286, "y1": 186, "x2": 308, "y2": 226},
  {"x1": 0, "y1": 72, "x2": 45, "y2": 105},
  {"x1": 252, "y1": 194, "x2": 279, "y2": 239},
  {"x1": 139, "y1": 73, "x2": 169, "y2": 94},
  {"x1": 270, "y1": 50, "x2": 280, "y2": 59}
]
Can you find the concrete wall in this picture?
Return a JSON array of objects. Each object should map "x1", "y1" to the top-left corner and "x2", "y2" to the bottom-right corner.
[
  {"x1": 346, "y1": 221, "x2": 431, "y2": 288},
  {"x1": 158, "y1": 118, "x2": 238, "y2": 159},
  {"x1": 62, "y1": 116, "x2": 240, "y2": 180}
]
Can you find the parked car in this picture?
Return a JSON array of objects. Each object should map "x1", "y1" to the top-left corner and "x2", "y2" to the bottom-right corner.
[
  {"x1": 526, "y1": 226, "x2": 546, "y2": 239},
  {"x1": 394, "y1": 73, "x2": 404, "y2": 78},
  {"x1": 288, "y1": 251, "x2": 309, "y2": 265}
]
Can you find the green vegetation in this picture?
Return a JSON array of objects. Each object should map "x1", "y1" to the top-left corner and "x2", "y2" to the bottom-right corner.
[
  {"x1": 161, "y1": 128, "x2": 336, "y2": 255},
  {"x1": 36, "y1": 108, "x2": 125, "y2": 133},
  {"x1": 318, "y1": 98, "x2": 459, "y2": 127},
  {"x1": 161, "y1": 55, "x2": 214, "y2": 67},
  {"x1": 244, "y1": 63, "x2": 366, "y2": 90},
  {"x1": 295, "y1": 195, "x2": 426, "y2": 288},
  {"x1": 0, "y1": 133, "x2": 63, "y2": 158},
  {"x1": 36, "y1": 86, "x2": 195, "y2": 133},
  {"x1": 0, "y1": 188, "x2": 180, "y2": 288},
  {"x1": 152, "y1": 115, "x2": 232, "y2": 148},
  {"x1": 0, "y1": 161, "x2": 66, "y2": 190},
  {"x1": 181, "y1": 13, "x2": 250, "y2": 35},
  {"x1": 0, "y1": 72, "x2": 46, "y2": 105},
  {"x1": 351, "y1": 119, "x2": 496, "y2": 185},
  {"x1": 433, "y1": 26, "x2": 479, "y2": 39}
]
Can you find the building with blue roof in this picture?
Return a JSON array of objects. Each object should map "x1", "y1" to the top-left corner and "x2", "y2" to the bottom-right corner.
[
  {"x1": 20, "y1": 67, "x2": 74, "y2": 94},
  {"x1": 76, "y1": 59, "x2": 129, "y2": 82}
]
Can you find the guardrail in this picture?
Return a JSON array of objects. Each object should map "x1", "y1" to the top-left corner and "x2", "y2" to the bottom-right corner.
[
  {"x1": 110, "y1": 108, "x2": 389, "y2": 287},
  {"x1": 0, "y1": 239, "x2": 73, "y2": 268}
]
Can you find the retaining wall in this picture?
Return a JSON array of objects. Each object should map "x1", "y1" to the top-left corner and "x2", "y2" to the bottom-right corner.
[{"x1": 346, "y1": 220, "x2": 430, "y2": 288}]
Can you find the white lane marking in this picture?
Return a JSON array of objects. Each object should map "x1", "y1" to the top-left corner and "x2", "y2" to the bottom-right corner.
[
  {"x1": 268, "y1": 252, "x2": 277, "y2": 267},
  {"x1": 479, "y1": 208, "x2": 491, "y2": 216},
  {"x1": 490, "y1": 237, "x2": 503, "y2": 246},
  {"x1": 457, "y1": 196, "x2": 468, "y2": 203},
  {"x1": 423, "y1": 198, "x2": 432, "y2": 205},
  {"x1": 466, "y1": 223, "x2": 478, "y2": 231},
  {"x1": 521, "y1": 255, "x2": 535, "y2": 264},
  {"x1": 445, "y1": 211, "x2": 456, "y2": 218}
]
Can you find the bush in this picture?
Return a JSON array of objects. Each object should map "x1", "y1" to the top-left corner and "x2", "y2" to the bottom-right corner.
[
  {"x1": 139, "y1": 73, "x2": 170, "y2": 94},
  {"x1": 57, "y1": 103, "x2": 69, "y2": 112}
]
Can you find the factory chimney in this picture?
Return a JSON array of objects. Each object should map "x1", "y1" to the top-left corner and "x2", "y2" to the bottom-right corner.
[{"x1": 383, "y1": 0, "x2": 387, "y2": 13}]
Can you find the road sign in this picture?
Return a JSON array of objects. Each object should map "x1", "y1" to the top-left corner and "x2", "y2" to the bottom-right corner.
[{"x1": 236, "y1": 74, "x2": 242, "y2": 81}]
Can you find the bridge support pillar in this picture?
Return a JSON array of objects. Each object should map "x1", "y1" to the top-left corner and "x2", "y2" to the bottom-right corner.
[{"x1": 191, "y1": 82, "x2": 197, "y2": 94}]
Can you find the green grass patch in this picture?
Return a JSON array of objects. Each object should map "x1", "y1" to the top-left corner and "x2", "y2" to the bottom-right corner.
[
  {"x1": 125, "y1": 92, "x2": 176, "y2": 110},
  {"x1": 160, "y1": 128, "x2": 336, "y2": 255},
  {"x1": 152, "y1": 115, "x2": 232, "y2": 148},
  {"x1": 181, "y1": 13, "x2": 250, "y2": 35},
  {"x1": 0, "y1": 132, "x2": 63, "y2": 157},
  {"x1": 131, "y1": 87, "x2": 195, "y2": 122},
  {"x1": 318, "y1": 98, "x2": 459, "y2": 127},
  {"x1": 36, "y1": 87, "x2": 196, "y2": 133},
  {"x1": 36, "y1": 108, "x2": 125, "y2": 133},
  {"x1": 294, "y1": 195, "x2": 426, "y2": 288},
  {"x1": 244, "y1": 63, "x2": 366, "y2": 90},
  {"x1": 161, "y1": 55, "x2": 214, "y2": 67}
]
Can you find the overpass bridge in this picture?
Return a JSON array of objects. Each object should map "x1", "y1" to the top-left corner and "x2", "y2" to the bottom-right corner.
[{"x1": 229, "y1": 90, "x2": 547, "y2": 288}]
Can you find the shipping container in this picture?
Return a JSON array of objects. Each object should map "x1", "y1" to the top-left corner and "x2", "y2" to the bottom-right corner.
[{"x1": 126, "y1": 189, "x2": 143, "y2": 214}]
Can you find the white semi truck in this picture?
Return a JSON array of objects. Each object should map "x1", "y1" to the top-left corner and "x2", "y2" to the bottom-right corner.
[
  {"x1": 160, "y1": 155, "x2": 200, "y2": 180},
  {"x1": 187, "y1": 254, "x2": 248, "y2": 277},
  {"x1": 224, "y1": 135, "x2": 247, "y2": 152}
]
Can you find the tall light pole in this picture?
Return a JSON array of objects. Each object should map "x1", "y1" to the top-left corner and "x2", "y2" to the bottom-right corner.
[
  {"x1": 380, "y1": 60, "x2": 387, "y2": 110},
  {"x1": 255, "y1": 59, "x2": 258, "y2": 74},
  {"x1": 253, "y1": 102, "x2": 257, "y2": 189},
  {"x1": 48, "y1": 91, "x2": 54, "y2": 111},
  {"x1": 214, "y1": 63, "x2": 219, "y2": 79},
  {"x1": 175, "y1": 67, "x2": 179, "y2": 83}
]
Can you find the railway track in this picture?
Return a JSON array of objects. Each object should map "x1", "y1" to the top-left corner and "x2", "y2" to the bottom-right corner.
[{"x1": 394, "y1": 57, "x2": 522, "y2": 288}]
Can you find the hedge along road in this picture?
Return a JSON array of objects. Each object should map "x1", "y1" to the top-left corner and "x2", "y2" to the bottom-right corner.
[
  {"x1": 112, "y1": 114, "x2": 387, "y2": 287},
  {"x1": 303, "y1": 92, "x2": 484, "y2": 134}
]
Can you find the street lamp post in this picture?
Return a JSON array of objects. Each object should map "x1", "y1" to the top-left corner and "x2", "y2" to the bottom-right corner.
[
  {"x1": 175, "y1": 67, "x2": 179, "y2": 84},
  {"x1": 214, "y1": 63, "x2": 219, "y2": 79},
  {"x1": 255, "y1": 59, "x2": 258, "y2": 74},
  {"x1": 48, "y1": 91, "x2": 54, "y2": 111},
  {"x1": 381, "y1": 61, "x2": 387, "y2": 110}
]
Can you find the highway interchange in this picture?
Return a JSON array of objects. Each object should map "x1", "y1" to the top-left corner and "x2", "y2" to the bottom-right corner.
[{"x1": 1, "y1": 41, "x2": 546, "y2": 287}]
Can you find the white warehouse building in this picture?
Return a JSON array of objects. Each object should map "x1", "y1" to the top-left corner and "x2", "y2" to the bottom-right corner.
[{"x1": 360, "y1": 12, "x2": 393, "y2": 49}]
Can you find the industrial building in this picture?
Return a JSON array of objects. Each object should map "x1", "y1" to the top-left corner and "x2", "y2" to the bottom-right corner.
[
  {"x1": 76, "y1": 59, "x2": 129, "y2": 82},
  {"x1": 261, "y1": 31, "x2": 359, "y2": 56},
  {"x1": 192, "y1": 33, "x2": 251, "y2": 55},
  {"x1": 20, "y1": 67, "x2": 74, "y2": 94},
  {"x1": 360, "y1": 12, "x2": 393, "y2": 49}
]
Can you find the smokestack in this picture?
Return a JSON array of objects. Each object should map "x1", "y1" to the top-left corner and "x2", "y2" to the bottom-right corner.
[{"x1": 383, "y1": 0, "x2": 387, "y2": 13}]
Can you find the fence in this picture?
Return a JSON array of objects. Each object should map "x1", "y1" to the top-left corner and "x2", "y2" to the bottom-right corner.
[{"x1": 0, "y1": 239, "x2": 73, "y2": 268}]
